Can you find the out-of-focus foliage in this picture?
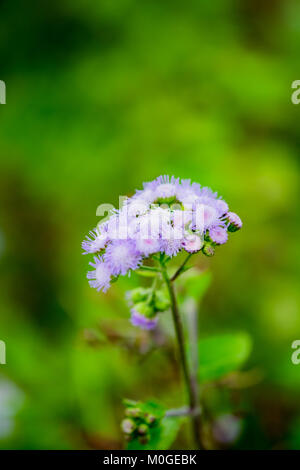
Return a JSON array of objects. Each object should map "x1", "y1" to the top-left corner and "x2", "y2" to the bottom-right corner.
[
  {"x1": 178, "y1": 268, "x2": 212, "y2": 301},
  {"x1": 0, "y1": 0, "x2": 299, "y2": 449},
  {"x1": 198, "y1": 332, "x2": 252, "y2": 383}
]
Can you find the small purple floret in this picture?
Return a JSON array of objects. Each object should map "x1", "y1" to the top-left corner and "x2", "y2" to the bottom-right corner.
[
  {"x1": 209, "y1": 226, "x2": 228, "y2": 245},
  {"x1": 130, "y1": 310, "x2": 158, "y2": 330},
  {"x1": 105, "y1": 239, "x2": 142, "y2": 276},
  {"x1": 227, "y1": 211, "x2": 242, "y2": 229}
]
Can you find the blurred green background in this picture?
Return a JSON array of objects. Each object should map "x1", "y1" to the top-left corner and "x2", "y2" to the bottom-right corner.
[{"x1": 0, "y1": 0, "x2": 300, "y2": 449}]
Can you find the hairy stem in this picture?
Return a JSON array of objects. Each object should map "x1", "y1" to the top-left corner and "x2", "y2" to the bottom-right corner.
[{"x1": 161, "y1": 265, "x2": 202, "y2": 449}]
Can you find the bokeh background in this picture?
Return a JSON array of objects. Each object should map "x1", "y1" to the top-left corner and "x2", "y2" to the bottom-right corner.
[{"x1": 0, "y1": 0, "x2": 300, "y2": 449}]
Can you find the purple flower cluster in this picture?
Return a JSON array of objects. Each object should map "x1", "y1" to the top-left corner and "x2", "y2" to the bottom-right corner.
[{"x1": 82, "y1": 175, "x2": 242, "y2": 298}]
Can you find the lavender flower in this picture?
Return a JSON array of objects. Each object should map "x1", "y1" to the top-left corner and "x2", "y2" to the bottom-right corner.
[
  {"x1": 154, "y1": 176, "x2": 180, "y2": 200},
  {"x1": 160, "y1": 226, "x2": 184, "y2": 257},
  {"x1": 130, "y1": 309, "x2": 158, "y2": 330},
  {"x1": 135, "y1": 238, "x2": 161, "y2": 257},
  {"x1": 215, "y1": 199, "x2": 229, "y2": 217},
  {"x1": 172, "y1": 209, "x2": 192, "y2": 231},
  {"x1": 209, "y1": 226, "x2": 228, "y2": 245},
  {"x1": 192, "y1": 203, "x2": 219, "y2": 232},
  {"x1": 143, "y1": 175, "x2": 179, "y2": 200},
  {"x1": 199, "y1": 186, "x2": 219, "y2": 199},
  {"x1": 134, "y1": 208, "x2": 170, "y2": 241},
  {"x1": 105, "y1": 239, "x2": 142, "y2": 276},
  {"x1": 176, "y1": 179, "x2": 202, "y2": 206},
  {"x1": 82, "y1": 227, "x2": 108, "y2": 254},
  {"x1": 227, "y1": 211, "x2": 242, "y2": 231},
  {"x1": 183, "y1": 233, "x2": 203, "y2": 253},
  {"x1": 87, "y1": 255, "x2": 111, "y2": 292}
]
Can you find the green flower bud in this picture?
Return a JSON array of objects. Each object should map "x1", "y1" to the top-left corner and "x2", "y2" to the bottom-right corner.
[
  {"x1": 226, "y1": 212, "x2": 242, "y2": 232},
  {"x1": 127, "y1": 288, "x2": 152, "y2": 304},
  {"x1": 138, "y1": 424, "x2": 149, "y2": 435},
  {"x1": 154, "y1": 290, "x2": 170, "y2": 312},
  {"x1": 134, "y1": 301, "x2": 156, "y2": 319},
  {"x1": 144, "y1": 414, "x2": 156, "y2": 425},
  {"x1": 202, "y1": 244, "x2": 215, "y2": 257},
  {"x1": 121, "y1": 418, "x2": 136, "y2": 434}
]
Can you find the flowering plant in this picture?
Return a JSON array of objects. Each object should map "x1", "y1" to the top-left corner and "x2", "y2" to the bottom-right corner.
[{"x1": 82, "y1": 176, "x2": 243, "y2": 449}]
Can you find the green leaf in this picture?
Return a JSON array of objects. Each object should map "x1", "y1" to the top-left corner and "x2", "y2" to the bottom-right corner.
[{"x1": 198, "y1": 332, "x2": 252, "y2": 382}]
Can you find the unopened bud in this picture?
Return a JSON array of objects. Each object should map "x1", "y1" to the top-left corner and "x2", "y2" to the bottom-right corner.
[
  {"x1": 226, "y1": 212, "x2": 242, "y2": 232},
  {"x1": 127, "y1": 288, "x2": 151, "y2": 305},
  {"x1": 121, "y1": 418, "x2": 135, "y2": 434},
  {"x1": 154, "y1": 290, "x2": 170, "y2": 312},
  {"x1": 202, "y1": 244, "x2": 215, "y2": 257},
  {"x1": 138, "y1": 424, "x2": 149, "y2": 435},
  {"x1": 134, "y1": 301, "x2": 155, "y2": 318},
  {"x1": 145, "y1": 414, "x2": 156, "y2": 425}
]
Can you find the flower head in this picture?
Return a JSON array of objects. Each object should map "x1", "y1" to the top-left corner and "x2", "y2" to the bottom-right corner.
[
  {"x1": 227, "y1": 211, "x2": 242, "y2": 232},
  {"x1": 134, "y1": 207, "x2": 171, "y2": 240},
  {"x1": 87, "y1": 255, "x2": 111, "y2": 292},
  {"x1": 160, "y1": 226, "x2": 184, "y2": 257},
  {"x1": 144, "y1": 175, "x2": 180, "y2": 202},
  {"x1": 215, "y1": 199, "x2": 229, "y2": 217},
  {"x1": 192, "y1": 203, "x2": 219, "y2": 232},
  {"x1": 82, "y1": 227, "x2": 108, "y2": 254},
  {"x1": 209, "y1": 226, "x2": 228, "y2": 245},
  {"x1": 172, "y1": 209, "x2": 192, "y2": 230},
  {"x1": 183, "y1": 233, "x2": 203, "y2": 253},
  {"x1": 105, "y1": 239, "x2": 142, "y2": 276},
  {"x1": 135, "y1": 238, "x2": 161, "y2": 257}
]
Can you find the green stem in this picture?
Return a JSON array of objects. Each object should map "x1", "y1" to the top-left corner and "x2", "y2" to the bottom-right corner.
[
  {"x1": 171, "y1": 253, "x2": 193, "y2": 282},
  {"x1": 161, "y1": 264, "x2": 202, "y2": 449}
]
